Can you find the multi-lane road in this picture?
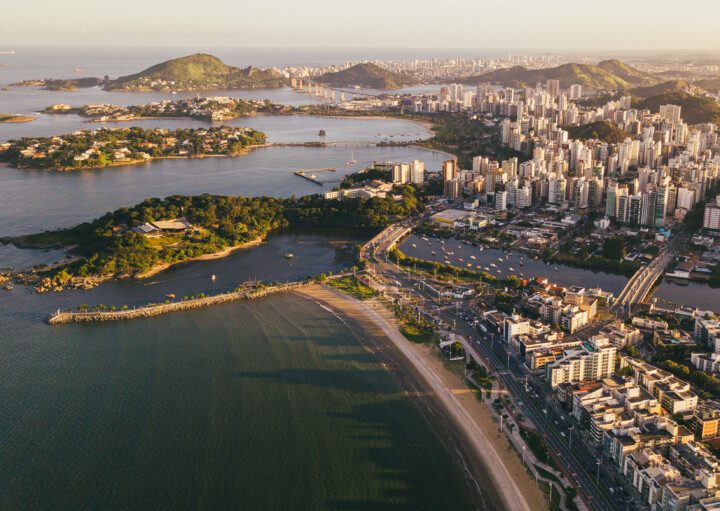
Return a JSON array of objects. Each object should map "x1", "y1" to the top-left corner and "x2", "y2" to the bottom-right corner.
[{"x1": 363, "y1": 221, "x2": 636, "y2": 511}]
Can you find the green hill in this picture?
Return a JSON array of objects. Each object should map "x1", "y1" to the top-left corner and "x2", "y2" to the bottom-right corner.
[
  {"x1": 317, "y1": 63, "x2": 413, "y2": 89},
  {"x1": 105, "y1": 54, "x2": 287, "y2": 92},
  {"x1": 566, "y1": 121, "x2": 630, "y2": 143},
  {"x1": 630, "y1": 80, "x2": 701, "y2": 98},
  {"x1": 597, "y1": 59, "x2": 656, "y2": 86},
  {"x1": 459, "y1": 61, "x2": 657, "y2": 90},
  {"x1": 635, "y1": 91, "x2": 720, "y2": 124}
]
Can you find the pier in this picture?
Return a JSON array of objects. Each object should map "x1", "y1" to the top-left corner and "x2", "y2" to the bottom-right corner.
[
  {"x1": 293, "y1": 168, "x2": 341, "y2": 185},
  {"x1": 46, "y1": 282, "x2": 310, "y2": 324}
]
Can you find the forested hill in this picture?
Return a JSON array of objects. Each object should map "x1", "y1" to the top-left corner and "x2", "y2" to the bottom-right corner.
[{"x1": 105, "y1": 54, "x2": 287, "y2": 92}]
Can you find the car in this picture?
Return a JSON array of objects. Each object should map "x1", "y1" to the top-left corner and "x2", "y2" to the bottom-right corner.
[
  {"x1": 609, "y1": 488, "x2": 615, "y2": 493},
  {"x1": 554, "y1": 420, "x2": 558, "y2": 425},
  {"x1": 561, "y1": 432, "x2": 566, "y2": 437}
]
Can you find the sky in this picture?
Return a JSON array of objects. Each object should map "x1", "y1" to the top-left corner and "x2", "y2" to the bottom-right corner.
[{"x1": 2, "y1": 0, "x2": 720, "y2": 52}]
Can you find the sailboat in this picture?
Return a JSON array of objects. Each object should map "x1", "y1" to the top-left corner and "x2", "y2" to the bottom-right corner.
[{"x1": 344, "y1": 152, "x2": 357, "y2": 166}]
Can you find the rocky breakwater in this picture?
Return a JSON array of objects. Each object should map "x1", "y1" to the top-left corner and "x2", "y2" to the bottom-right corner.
[{"x1": 46, "y1": 281, "x2": 310, "y2": 324}]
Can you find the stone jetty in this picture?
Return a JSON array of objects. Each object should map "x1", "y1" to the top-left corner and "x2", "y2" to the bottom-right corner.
[{"x1": 46, "y1": 282, "x2": 309, "y2": 324}]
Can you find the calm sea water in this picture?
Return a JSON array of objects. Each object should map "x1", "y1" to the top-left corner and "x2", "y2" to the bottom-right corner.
[{"x1": 400, "y1": 234, "x2": 720, "y2": 312}]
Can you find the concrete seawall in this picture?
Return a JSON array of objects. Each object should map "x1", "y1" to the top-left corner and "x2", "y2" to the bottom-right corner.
[{"x1": 46, "y1": 282, "x2": 309, "y2": 325}]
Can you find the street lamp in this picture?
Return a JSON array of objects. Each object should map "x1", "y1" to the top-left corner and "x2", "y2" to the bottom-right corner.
[
  {"x1": 569, "y1": 426, "x2": 574, "y2": 450},
  {"x1": 596, "y1": 459, "x2": 601, "y2": 485}
]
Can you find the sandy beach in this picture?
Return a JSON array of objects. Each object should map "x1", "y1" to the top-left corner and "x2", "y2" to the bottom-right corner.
[{"x1": 295, "y1": 284, "x2": 546, "y2": 511}]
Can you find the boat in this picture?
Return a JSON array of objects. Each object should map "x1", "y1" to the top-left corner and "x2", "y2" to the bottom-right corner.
[
  {"x1": 318, "y1": 129, "x2": 326, "y2": 136},
  {"x1": 431, "y1": 251, "x2": 436, "y2": 255},
  {"x1": 458, "y1": 258, "x2": 463, "y2": 262},
  {"x1": 496, "y1": 269, "x2": 501, "y2": 273},
  {"x1": 498, "y1": 258, "x2": 503, "y2": 262},
  {"x1": 509, "y1": 267, "x2": 514, "y2": 272},
  {"x1": 466, "y1": 263, "x2": 472, "y2": 267},
  {"x1": 75, "y1": 68, "x2": 85, "y2": 72},
  {"x1": 344, "y1": 152, "x2": 356, "y2": 166},
  {"x1": 0, "y1": 51, "x2": 15, "y2": 54},
  {"x1": 490, "y1": 263, "x2": 497, "y2": 268},
  {"x1": 284, "y1": 253, "x2": 294, "y2": 258},
  {"x1": 484, "y1": 267, "x2": 490, "y2": 271},
  {"x1": 210, "y1": 274, "x2": 217, "y2": 281},
  {"x1": 554, "y1": 267, "x2": 559, "y2": 272},
  {"x1": 166, "y1": 293, "x2": 176, "y2": 299},
  {"x1": 411, "y1": 243, "x2": 416, "y2": 248},
  {"x1": 470, "y1": 255, "x2": 476, "y2": 260}
]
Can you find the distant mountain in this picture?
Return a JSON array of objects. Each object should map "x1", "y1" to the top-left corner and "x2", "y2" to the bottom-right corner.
[
  {"x1": 596, "y1": 59, "x2": 656, "y2": 86},
  {"x1": 316, "y1": 63, "x2": 413, "y2": 89},
  {"x1": 635, "y1": 91, "x2": 720, "y2": 124},
  {"x1": 459, "y1": 60, "x2": 657, "y2": 90},
  {"x1": 105, "y1": 54, "x2": 287, "y2": 92},
  {"x1": 566, "y1": 121, "x2": 630, "y2": 144}
]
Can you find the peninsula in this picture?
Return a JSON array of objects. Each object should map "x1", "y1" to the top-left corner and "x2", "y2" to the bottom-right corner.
[
  {"x1": 7, "y1": 187, "x2": 421, "y2": 291},
  {"x1": 317, "y1": 62, "x2": 414, "y2": 89},
  {"x1": 0, "y1": 113, "x2": 35, "y2": 123},
  {"x1": 0, "y1": 125, "x2": 266, "y2": 171}
]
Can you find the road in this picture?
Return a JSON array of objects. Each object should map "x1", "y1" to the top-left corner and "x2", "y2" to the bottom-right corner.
[{"x1": 362, "y1": 221, "x2": 632, "y2": 511}]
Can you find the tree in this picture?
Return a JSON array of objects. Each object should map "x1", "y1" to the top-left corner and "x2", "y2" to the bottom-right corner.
[{"x1": 602, "y1": 237, "x2": 626, "y2": 260}]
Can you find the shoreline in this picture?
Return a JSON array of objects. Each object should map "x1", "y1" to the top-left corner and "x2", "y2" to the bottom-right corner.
[
  {"x1": 136, "y1": 236, "x2": 265, "y2": 279},
  {"x1": 295, "y1": 284, "x2": 545, "y2": 511}
]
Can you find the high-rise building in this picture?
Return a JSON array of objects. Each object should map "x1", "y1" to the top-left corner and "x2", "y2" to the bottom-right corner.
[
  {"x1": 443, "y1": 178, "x2": 462, "y2": 199},
  {"x1": 442, "y1": 159, "x2": 457, "y2": 181},
  {"x1": 392, "y1": 163, "x2": 411, "y2": 184},
  {"x1": 410, "y1": 160, "x2": 425, "y2": 184},
  {"x1": 495, "y1": 190, "x2": 508, "y2": 211},
  {"x1": 546, "y1": 336, "x2": 617, "y2": 388},
  {"x1": 704, "y1": 195, "x2": 720, "y2": 231},
  {"x1": 546, "y1": 79, "x2": 560, "y2": 97},
  {"x1": 659, "y1": 104, "x2": 682, "y2": 124},
  {"x1": 548, "y1": 176, "x2": 566, "y2": 204},
  {"x1": 569, "y1": 84, "x2": 582, "y2": 100}
]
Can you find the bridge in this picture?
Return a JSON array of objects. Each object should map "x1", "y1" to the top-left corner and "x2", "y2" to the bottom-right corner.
[
  {"x1": 289, "y1": 77, "x2": 385, "y2": 102},
  {"x1": 610, "y1": 236, "x2": 683, "y2": 318}
]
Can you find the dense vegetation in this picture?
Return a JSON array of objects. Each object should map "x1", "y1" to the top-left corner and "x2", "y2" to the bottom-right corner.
[
  {"x1": 459, "y1": 60, "x2": 654, "y2": 89},
  {"x1": 317, "y1": 62, "x2": 414, "y2": 89},
  {"x1": 636, "y1": 91, "x2": 720, "y2": 124},
  {"x1": 17, "y1": 189, "x2": 423, "y2": 281},
  {"x1": 104, "y1": 54, "x2": 287, "y2": 91},
  {"x1": 566, "y1": 121, "x2": 630, "y2": 143},
  {"x1": 416, "y1": 113, "x2": 527, "y2": 168}
]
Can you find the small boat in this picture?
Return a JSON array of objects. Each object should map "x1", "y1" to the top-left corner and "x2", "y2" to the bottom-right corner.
[
  {"x1": 519, "y1": 262, "x2": 524, "y2": 266},
  {"x1": 285, "y1": 253, "x2": 294, "y2": 258},
  {"x1": 318, "y1": 129, "x2": 326, "y2": 136},
  {"x1": 440, "y1": 240, "x2": 445, "y2": 244},
  {"x1": 554, "y1": 267, "x2": 559, "y2": 272},
  {"x1": 75, "y1": 67, "x2": 85, "y2": 72},
  {"x1": 344, "y1": 152, "x2": 356, "y2": 166},
  {"x1": 496, "y1": 269, "x2": 501, "y2": 273},
  {"x1": 431, "y1": 251, "x2": 436, "y2": 255},
  {"x1": 466, "y1": 263, "x2": 472, "y2": 267},
  {"x1": 490, "y1": 263, "x2": 497, "y2": 268},
  {"x1": 166, "y1": 293, "x2": 176, "y2": 299},
  {"x1": 458, "y1": 258, "x2": 464, "y2": 262},
  {"x1": 412, "y1": 244, "x2": 416, "y2": 248},
  {"x1": 484, "y1": 267, "x2": 490, "y2": 271},
  {"x1": 470, "y1": 255, "x2": 476, "y2": 260},
  {"x1": 476, "y1": 265, "x2": 482, "y2": 269},
  {"x1": 509, "y1": 267, "x2": 515, "y2": 272},
  {"x1": 498, "y1": 258, "x2": 503, "y2": 262},
  {"x1": 210, "y1": 274, "x2": 217, "y2": 281}
]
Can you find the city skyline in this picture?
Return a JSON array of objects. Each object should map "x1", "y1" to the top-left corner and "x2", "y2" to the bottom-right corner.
[{"x1": 3, "y1": 0, "x2": 720, "y2": 51}]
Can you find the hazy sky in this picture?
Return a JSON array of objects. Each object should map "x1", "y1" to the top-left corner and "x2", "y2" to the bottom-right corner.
[{"x1": 3, "y1": 0, "x2": 720, "y2": 51}]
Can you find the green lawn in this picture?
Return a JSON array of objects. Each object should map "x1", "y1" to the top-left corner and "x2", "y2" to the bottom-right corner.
[{"x1": 326, "y1": 275, "x2": 376, "y2": 300}]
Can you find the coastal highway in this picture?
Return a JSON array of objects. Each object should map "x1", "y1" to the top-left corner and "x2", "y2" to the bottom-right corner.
[{"x1": 363, "y1": 222, "x2": 625, "y2": 511}]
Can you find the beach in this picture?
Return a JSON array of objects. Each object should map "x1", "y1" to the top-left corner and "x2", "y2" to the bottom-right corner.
[{"x1": 295, "y1": 284, "x2": 547, "y2": 511}]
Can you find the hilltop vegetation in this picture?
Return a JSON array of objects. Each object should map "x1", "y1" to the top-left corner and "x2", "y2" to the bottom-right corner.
[
  {"x1": 630, "y1": 79, "x2": 704, "y2": 98},
  {"x1": 636, "y1": 91, "x2": 720, "y2": 124},
  {"x1": 566, "y1": 121, "x2": 630, "y2": 143},
  {"x1": 596, "y1": 59, "x2": 656, "y2": 86},
  {"x1": 105, "y1": 54, "x2": 287, "y2": 92},
  {"x1": 317, "y1": 63, "x2": 414, "y2": 89},
  {"x1": 460, "y1": 60, "x2": 657, "y2": 90}
]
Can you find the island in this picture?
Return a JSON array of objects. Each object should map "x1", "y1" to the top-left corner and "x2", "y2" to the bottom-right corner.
[
  {"x1": 0, "y1": 113, "x2": 35, "y2": 123},
  {"x1": 104, "y1": 53, "x2": 287, "y2": 92},
  {"x1": 0, "y1": 126, "x2": 266, "y2": 171},
  {"x1": 6, "y1": 187, "x2": 421, "y2": 291},
  {"x1": 10, "y1": 78, "x2": 101, "y2": 91},
  {"x1": 43, "y1": 97, "x2": 286, "y2": 122}
]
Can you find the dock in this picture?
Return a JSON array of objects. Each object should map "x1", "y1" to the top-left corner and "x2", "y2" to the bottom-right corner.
[{"x1": 293, "y1": 168, "x2": 341, "y2": 185}]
